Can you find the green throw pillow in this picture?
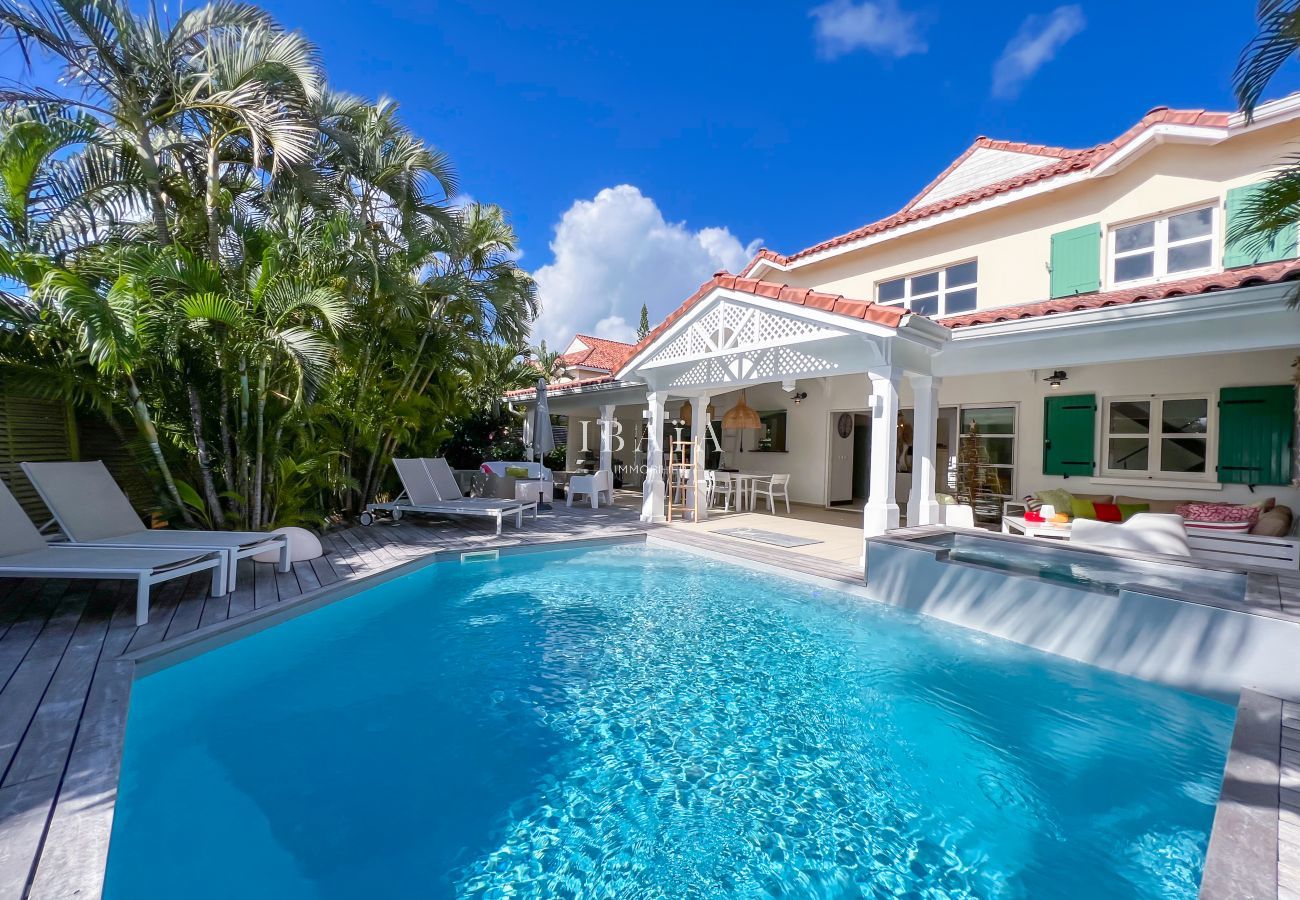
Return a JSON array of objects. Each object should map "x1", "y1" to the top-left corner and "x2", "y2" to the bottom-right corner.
[
  {"x1": 1069, "y1": 496, "x2": 1097, "y2": 520},
  {"x1": 504, "y1": 466, "x2": 531, "y2": 479},
  {"x1": 1035, "y1": 488, "x2": 1074, "y2": 515},
  {"x1": 1117, "y1": 502, "x2": 1149, "y2": 521}
]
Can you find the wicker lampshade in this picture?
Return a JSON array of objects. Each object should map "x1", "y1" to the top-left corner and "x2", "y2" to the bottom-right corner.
[{"x1": 722, "y1": 391, "x2": 762, "y2": 430}]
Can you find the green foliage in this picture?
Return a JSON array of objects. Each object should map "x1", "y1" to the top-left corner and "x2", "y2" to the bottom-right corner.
[
  {"x1": 637, "y1": 303, "x2": 650, "y2": 340},
  {"x1": 0, "y1": 0, "x2": 538, "y2": 528}
]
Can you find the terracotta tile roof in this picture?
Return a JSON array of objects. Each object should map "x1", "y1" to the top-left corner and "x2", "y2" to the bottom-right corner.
[
  {"x1": 615, "y1": 272, "x2": 905, "y2": 377},
  {"x1": 504, "y1": 374, "x2": 618, "y2": 400},
  {"x1": 558, "y1": 334, "x2": 637, "y2": 373},
  {"x1": 939, "y1": 260, "x2": 1300, "y2": 329},
  {"x1": 747, "y1": 107, "x2": 1233, "y2": 271}
]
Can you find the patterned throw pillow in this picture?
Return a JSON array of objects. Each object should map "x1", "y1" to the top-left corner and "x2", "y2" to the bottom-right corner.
[
  {"x1": 1022, "y1": 494, "x2": 1042, "y2": 511},
  {"x1": 1175, "y1": 501, "x2": 1261, "y2": 527}
]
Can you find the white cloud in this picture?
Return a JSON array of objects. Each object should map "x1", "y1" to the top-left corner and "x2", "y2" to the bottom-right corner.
[
  {"x1": 593, "y1": 315, "x2": 638, "y2": 344},
  {"x1": 991, "y1": 5, "x2": 1085, "y2": 99},
  {"x1": 809, "y1": 0, "x2": 927, "y2": 60},
  {"x1": 530, "y1": 185, "x2": 760, "y2": 348}
]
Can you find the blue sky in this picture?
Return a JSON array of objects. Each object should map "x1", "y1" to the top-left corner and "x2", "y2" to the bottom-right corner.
[{"x1": 3, "y1": 1, "x2": 1292, "y2": 345}]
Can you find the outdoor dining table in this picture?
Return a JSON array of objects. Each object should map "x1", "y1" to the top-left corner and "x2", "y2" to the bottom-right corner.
[{"x1": 727, "y1": 472, "x2": 771, "y2": 512}]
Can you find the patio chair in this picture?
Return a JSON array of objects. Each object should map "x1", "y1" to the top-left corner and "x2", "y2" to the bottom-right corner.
[
  {"x1": 706, "y1": 471, "x2": 736, "y2": 511},
  {"x1": 0, "y1": 479, "x2": 225, "y2": 626},
  {"x1": 362, "y1": 458, "x2": 536, "y2": 535},
  {"x1": 21, "y1": 461, "x2": 289, "y2": 594},
  {"x1": 754, "y1": 474, "x2": 791, "y2": 515},
  {"x1": 1070, "y1": 513, "x2": 1191, "y2": 557},
  {"x1": 567, "y1": 470, "x2": 612, "y2": 509}
]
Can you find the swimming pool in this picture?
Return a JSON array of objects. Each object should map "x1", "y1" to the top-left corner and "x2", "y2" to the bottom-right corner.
[{"x1": 105, "y1": 543, "x2": 1232, "y2": 899}]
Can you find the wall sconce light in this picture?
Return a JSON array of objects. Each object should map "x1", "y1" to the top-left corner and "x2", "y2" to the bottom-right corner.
[
  {"x1": 790, "y1": 391, "x2": 808, "y2": 404},
  {"x1": 1044, "y1": 370, "x2": 1068, "y2": 390}
]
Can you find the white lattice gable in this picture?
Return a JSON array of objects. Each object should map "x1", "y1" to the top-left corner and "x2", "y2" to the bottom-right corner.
[
  {"x1": 914, "y1": 147, "x2": 1059, "y2": 207},
  {"x1": 638, "y1": 298, "x2": 847, "y2": 372}
]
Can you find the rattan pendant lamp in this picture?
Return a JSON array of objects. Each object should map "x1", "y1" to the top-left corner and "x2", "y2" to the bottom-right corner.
[
  {"x1": 679, "y1": 398, "x2": 717, "y2": 427},
  {"x1": 722, "y1": 391, "x2": 762, "y2": 431}
]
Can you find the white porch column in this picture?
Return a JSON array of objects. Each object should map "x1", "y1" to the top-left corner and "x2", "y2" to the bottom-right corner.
[
  {"x1": 641, "y1": 392, "x2": 666, "y2": 523},
  {"x1": 863, "y1": 367, "x2": 901, "y2": 538},
  {"x1": 598, "y1": 404, "x2": 616, "y2": 475},
  {"x1": 907, "y1": 374, "x2": 942, "y2": 526},
  {"x1": 692, "y1": 393, "x2": 711, "y2": 522}
]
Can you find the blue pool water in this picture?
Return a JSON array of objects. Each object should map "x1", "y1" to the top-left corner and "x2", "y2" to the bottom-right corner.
[{"x1": 105, "y1": 544, "x2": 1233, "y2": 899}]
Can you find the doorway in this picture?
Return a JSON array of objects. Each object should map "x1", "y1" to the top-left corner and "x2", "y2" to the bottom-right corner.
[{"x1": 827, "y1": 410, "x2": 870, "y2": 507}]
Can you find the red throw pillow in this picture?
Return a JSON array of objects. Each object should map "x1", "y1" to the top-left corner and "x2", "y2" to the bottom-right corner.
[{"x1": 1093, "y1": 502, "x2": 1123, "y2": 523}]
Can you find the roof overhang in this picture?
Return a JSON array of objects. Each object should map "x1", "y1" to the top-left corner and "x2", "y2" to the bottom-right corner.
[{"x1": 936, "y1": 280, "x2": 1299, "y2": 376}]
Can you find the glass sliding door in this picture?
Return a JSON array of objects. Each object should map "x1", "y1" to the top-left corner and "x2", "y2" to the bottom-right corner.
[{"x1": 957, "y1": 405, "x2": 1017, "y2": 522}]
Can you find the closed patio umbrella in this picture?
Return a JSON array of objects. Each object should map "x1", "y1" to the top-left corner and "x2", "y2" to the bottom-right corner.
[
  {"x1": 530, "y1": 378, "x2": 555, "y2": 462},
  {"x1": 530, "y1": 379, "x2": 555, "y2": 509}
]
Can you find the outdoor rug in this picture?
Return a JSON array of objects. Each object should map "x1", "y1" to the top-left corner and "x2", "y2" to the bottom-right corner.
[{"x1": 712, "y1": 527, "x2": 823, "y2": 548}]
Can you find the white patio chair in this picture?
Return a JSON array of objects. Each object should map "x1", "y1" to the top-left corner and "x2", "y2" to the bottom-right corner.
[
  {"x1": 707, "y1": 471, "x2": 736, "y2": 511},
  {"x1": 1070, "y1": 513, "x2": 1191, "y2": 557},
  {"x1": 567, "y1": 470, "x2": 612, "y2": 509},
  {"x1": 22, "y1": 460, "x2": 289, "y2": 594},
  {"x1": 755, "y1": 474, "x2": 791, "y2": 514},
  {"x1": 0, "y1": 479, "x2": 225, "y2": 626}
]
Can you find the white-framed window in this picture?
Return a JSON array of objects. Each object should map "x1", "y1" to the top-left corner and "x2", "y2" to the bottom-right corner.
[
  {"x1": 956, "y1": 404, "x2": 1016, "y2": 521},
  {"x1": 1102, "y1": 394, "x2": 1214, "y2": 481},
  {"x1": 1110, "y1": 205, "x2": 1216, "y2": 285},
  {"x1": 877, "y1": 260, "x2": 978, "y2": 316}
]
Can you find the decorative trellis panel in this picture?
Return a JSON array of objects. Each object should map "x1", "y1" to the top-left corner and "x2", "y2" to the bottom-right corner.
[
  {"x1": 647, "y1": 301, "x2": 841, "y2": 366},
  {"x1": 668, "y1": 345, "x2": 841, "y2": 388}
]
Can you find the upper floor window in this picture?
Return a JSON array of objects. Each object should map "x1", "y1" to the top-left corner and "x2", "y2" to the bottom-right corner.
[
  {"x1": 877, "y1": 261, "x2": 977, "y2": 316},
  {"x1": 1111, "y1": 206, "x2": 1215, "y2": 285}
]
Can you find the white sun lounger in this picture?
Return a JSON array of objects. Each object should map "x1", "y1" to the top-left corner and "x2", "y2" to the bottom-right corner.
[
  {"x1": 361, "y1": 458, "x2": 536, "y2": 536},
  {"x1": 21, "y1": 460, "x2": 290, "y2": 593},
  {"x1": 0, "y1": 479, "x2": 225, "y2": 626}
]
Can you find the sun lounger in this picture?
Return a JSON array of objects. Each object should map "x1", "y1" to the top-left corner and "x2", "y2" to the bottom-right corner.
[
  {"x1": 361, "y1": 458, "x2": 536, "y2": 535},
  {"x1": 0, "y1": 479, "x2": 224, "y2": 625},
  {"x1": 21, "y1": 460, "x2": 290, "y2": 593}
]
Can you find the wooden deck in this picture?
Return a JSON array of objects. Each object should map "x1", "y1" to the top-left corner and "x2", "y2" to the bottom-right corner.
[{"x1": 0, "y1": 501, "x2": 652, "y2": 900}]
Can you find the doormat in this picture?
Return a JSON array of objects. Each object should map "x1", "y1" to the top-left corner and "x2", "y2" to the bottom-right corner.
[{"x1": 713, "y1": 528, "x2": 822, "y2": 548}]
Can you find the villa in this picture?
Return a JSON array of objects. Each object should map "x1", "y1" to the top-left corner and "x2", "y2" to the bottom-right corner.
[{"x1": 511, "y1": 95, "x2": 1300, "y2": 570}]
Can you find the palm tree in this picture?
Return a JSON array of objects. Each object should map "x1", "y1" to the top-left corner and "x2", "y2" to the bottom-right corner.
[
  {"x1": 1233, "y1": 2, "x2": 1300, "y2": 285},
  {"x1": 0, "y1": 0, "x2": 279, "y2": 244},
  {"x1": 0, "y1": 1, "x2": 541, "y2": 530}
]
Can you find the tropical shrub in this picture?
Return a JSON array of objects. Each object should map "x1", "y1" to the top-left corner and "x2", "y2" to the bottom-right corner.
[{"x1": 0, "y1": 0, "x2": 538, "y2": 528}]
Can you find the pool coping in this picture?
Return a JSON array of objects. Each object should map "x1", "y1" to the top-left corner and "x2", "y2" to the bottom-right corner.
[
  {"x1": 34, "y1": 527, "x2": 1290, "y2": 899},
  {"x1": 1198, "y1": 688, "x2": 1285, "y2": 899}
]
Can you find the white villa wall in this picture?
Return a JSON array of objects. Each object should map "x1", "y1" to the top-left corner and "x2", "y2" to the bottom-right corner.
[
  {"x1": 903, "y1": 348, "x2": 1300, "y2": 513},
  {"x1": 776, "y1": 124, "x2": 1300, "y2": 311}
]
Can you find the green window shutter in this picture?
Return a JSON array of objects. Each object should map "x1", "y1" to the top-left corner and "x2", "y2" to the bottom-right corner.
[
  {"x1": 1043, "y1": 393, "x2": 1096, "y2": 476},
  {"x1": 1224, "y1": 182, "x2": 1297, "y2": 268},
  {"x1": 1216, "y1": 384, "x2": 1295, "y2": 485},
  {"x1": 1049, "y1": 224, "x2": 1101, "y2": 298}
]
